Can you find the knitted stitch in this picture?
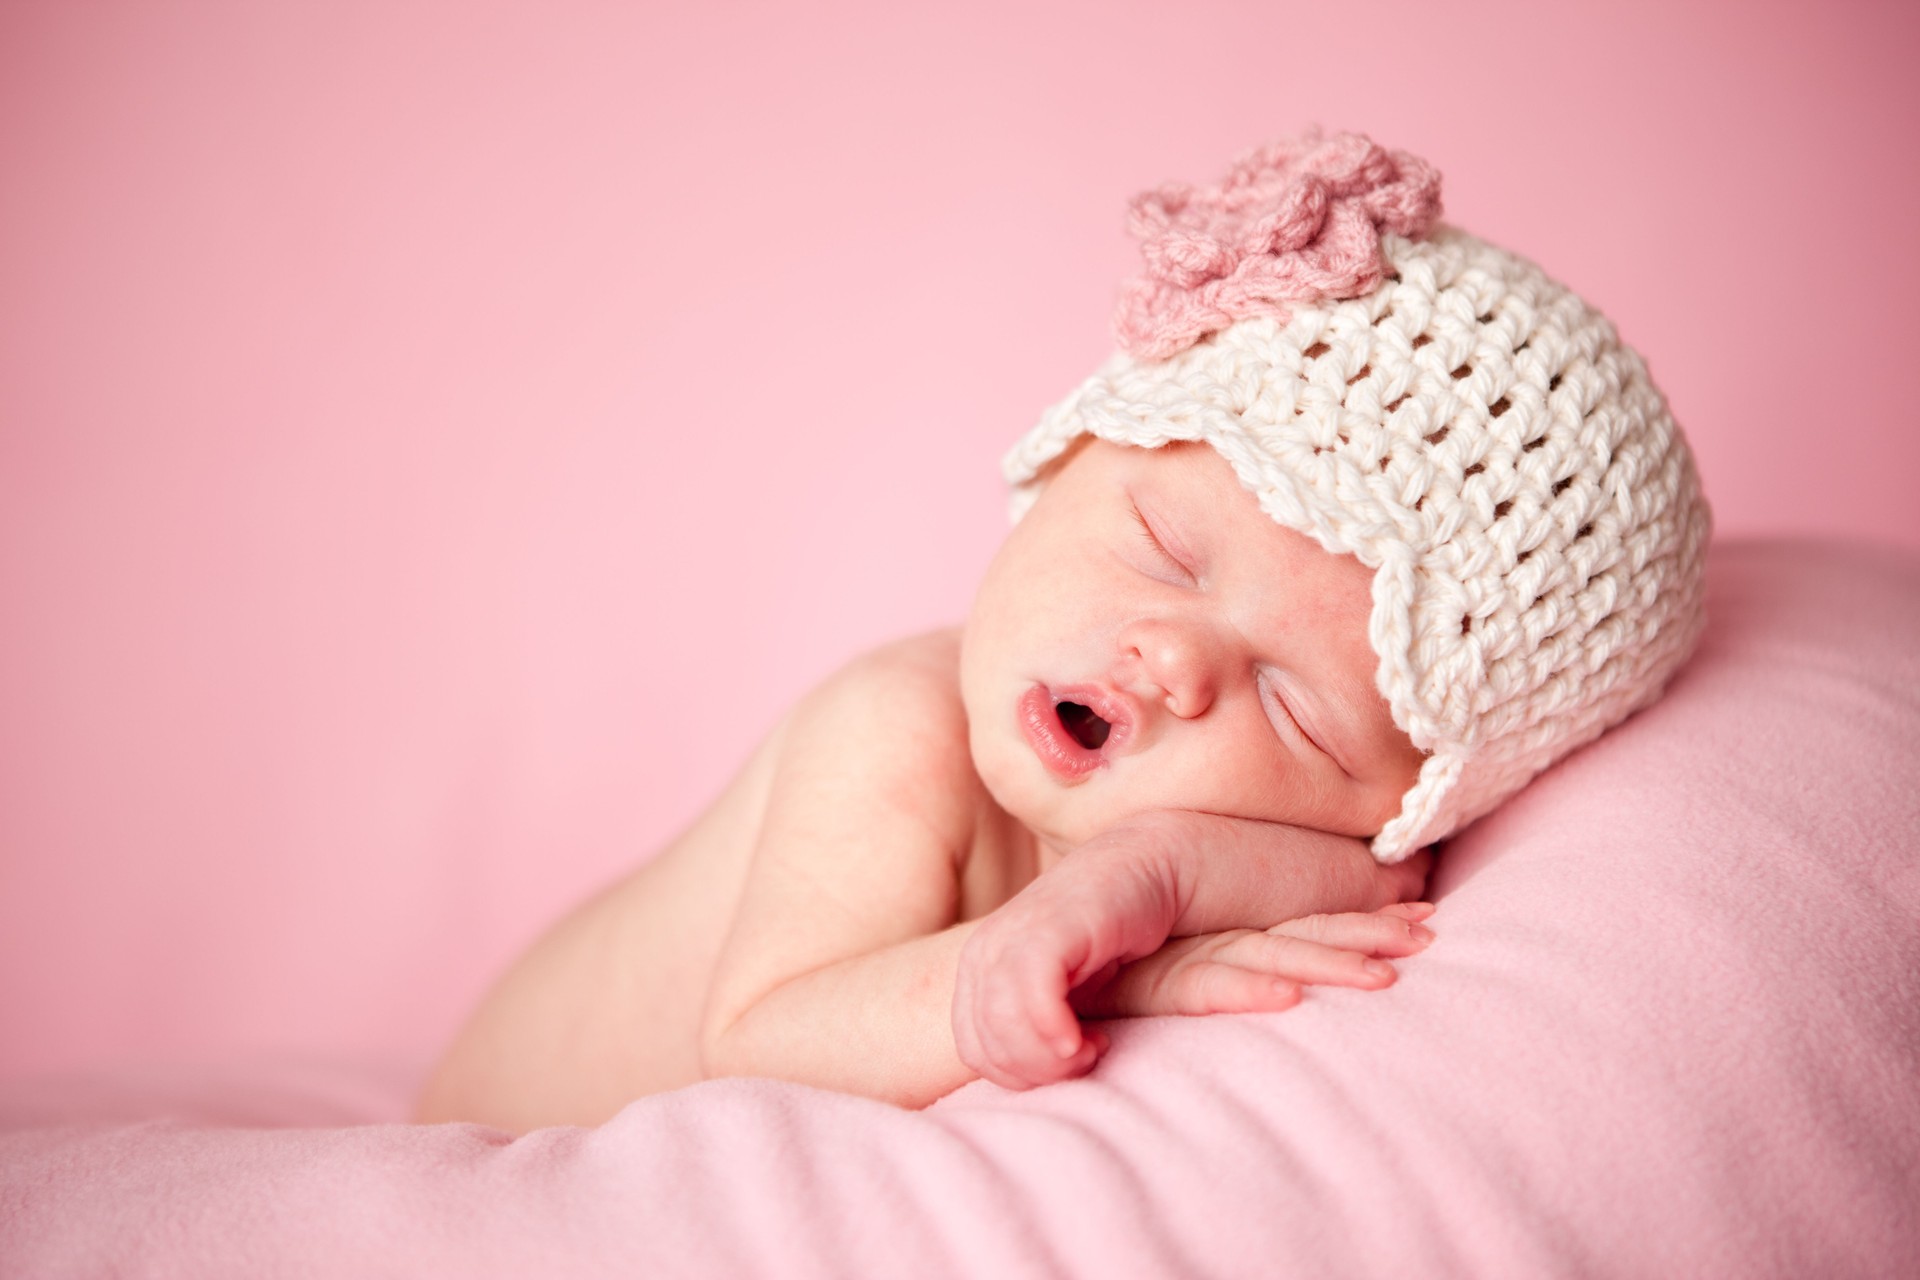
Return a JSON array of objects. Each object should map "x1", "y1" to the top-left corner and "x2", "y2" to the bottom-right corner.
[{"x1": 1007, "y1": 133, "x2": 1711, "y2": 862}]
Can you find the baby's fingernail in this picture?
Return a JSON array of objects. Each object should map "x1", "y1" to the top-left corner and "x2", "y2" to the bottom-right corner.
[
  {"x1": 1410, "y1": 924, "x2": 1435, "y2": 943},
  {"x1": 1364, "y1": 960, "x2": 1395, "y2": 979}
]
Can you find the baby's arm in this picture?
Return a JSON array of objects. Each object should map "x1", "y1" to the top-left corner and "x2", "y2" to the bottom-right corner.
[
  {"x1": 952, "y1": 811, "x2": 1428, "y2": 1090},
  {"x1": 415, "y1": 634, "x2": 988, "y2": 1129},
  {"x1": 695, "y1": 635, "x2": 1001, "y2": 1108}
]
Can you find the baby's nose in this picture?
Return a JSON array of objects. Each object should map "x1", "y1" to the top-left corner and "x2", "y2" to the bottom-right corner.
[{"x1": 1117, "y1": 617, "x2": 1219, "y2": 719}]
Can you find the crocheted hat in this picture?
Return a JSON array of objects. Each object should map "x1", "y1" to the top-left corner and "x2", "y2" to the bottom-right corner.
[{"x1": 1005, "y1": 131, "x2": 1711, "y2": 861}]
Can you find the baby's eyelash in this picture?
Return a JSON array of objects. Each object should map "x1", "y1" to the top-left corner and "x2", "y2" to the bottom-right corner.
[
  {"x1": 1130, "y1": 507, "x2": 1189, "y2": 575},
  {"x1": 1259, "y1": 671, "x2": 1322, "y2": 751},
  {"x1": 1258, "y1": 673, "x2": 1298, "y2": 730}
]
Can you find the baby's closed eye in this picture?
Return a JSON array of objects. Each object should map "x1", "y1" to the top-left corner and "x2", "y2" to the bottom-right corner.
[
  {"x1": 1256, "y1": 669, "x2": 1347, "y2": 774},
  {"x1": 1125, "y1": 501, "x2": 1197, "y2": 586}
]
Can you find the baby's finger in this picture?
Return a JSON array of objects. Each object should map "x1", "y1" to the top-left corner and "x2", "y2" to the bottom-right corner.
[
  {"x1": 1372, "y1": 847, "x2": 1432, "y2": 907},
  {"x1": 1174, "y1": 963, "x2": 1305, "y2": 1016},
  {"x1": 976, "y1": 955, "x2": 1093, "y2": 1089},
  {"x1": 1021, "y1": 988, "x2": 1093, "y2": 1083},
  {"x1": 1086, "y1": 956, "x2": 1303, "y2": 1018},
  {"x1": 956, "y1": 951, "x2": 1044, "y2": 1088},
  {"x1": 996, "y1": 1019, "x2": 1100, "y2": 1088},
  {"x1": 1265, "y1": 910, "x2": 1434, "y2": 957},
  {"x1": 1226, "y1": 931, "x2": 1401, "y2": 989}
]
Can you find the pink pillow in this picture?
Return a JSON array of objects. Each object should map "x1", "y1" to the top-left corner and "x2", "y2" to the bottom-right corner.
[{"x1": 4, "y1": 539, "x2": 1917, "y2": 1277}]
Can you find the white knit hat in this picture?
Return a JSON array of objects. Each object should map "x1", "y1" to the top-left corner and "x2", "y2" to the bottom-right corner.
[{"x1": 1005, "y1": 133, "x2": 1711, "y2": 861}]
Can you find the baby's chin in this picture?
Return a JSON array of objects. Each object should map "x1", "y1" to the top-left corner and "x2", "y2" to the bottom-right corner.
[
  {"x1": 999, "y1": 785, "x2": 1161, "y2": 864},
  {"x1": 969, "y1": 745, "x2": 1094, "y2": 851},
  {"x1": 970, "y1": 729, "x2": 1244, "y2": 856}
]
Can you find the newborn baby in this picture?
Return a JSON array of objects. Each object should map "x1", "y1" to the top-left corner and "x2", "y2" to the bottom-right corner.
[{"x1": 419, "y1": 132, "x2": 1710, "y2": 1131}]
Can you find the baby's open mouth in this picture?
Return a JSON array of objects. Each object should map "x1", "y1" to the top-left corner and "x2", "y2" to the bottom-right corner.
[
  {"x1": 1055, "y1": 701, "x2": 1112, "y2": 750},
  {"x1": 1018, "y1": 685, "x2": 1127, "y2": 780}
]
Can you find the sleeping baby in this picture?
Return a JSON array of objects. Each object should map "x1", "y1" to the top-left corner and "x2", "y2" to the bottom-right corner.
[{"x1": 418, "y1": 131, "x2": 1711, "y2": 1131}]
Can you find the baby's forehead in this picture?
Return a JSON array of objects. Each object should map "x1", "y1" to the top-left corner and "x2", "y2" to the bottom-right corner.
[
  {"x1": 1132, "y1": 444, "x2": 1364, "y2": 571},
  {"x1": 1125, "y1": 442, "x2": 1381, "y2": 655}
]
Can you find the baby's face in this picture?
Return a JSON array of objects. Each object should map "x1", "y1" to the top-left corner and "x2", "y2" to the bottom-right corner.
[{"x1": 961, "y1": 440, "x2": 1424, "y2": 860}]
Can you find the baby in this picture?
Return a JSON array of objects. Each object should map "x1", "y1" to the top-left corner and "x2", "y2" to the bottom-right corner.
[{"x1": 419, "y1": 132, "x2": 1710, "y2": 1131}]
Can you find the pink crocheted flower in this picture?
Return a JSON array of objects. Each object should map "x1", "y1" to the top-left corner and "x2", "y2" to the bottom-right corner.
[{"x1": 1114, "y1": 131, "x2": 1443, "y2": 361}]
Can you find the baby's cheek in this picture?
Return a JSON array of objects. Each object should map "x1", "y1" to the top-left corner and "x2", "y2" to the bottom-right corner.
[
  {"x1": 968, "y1": 733, "x2": 1042, "y2": 819},
  {"x1": 1174, "y1": 742, "x2": 1359, "y2": 834},
  {"x1": 1179, "y1": 734, "x2": 1294, "y2": 810}
]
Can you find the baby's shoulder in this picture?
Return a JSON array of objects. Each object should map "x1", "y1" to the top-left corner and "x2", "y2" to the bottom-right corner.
[
  {"x1": 769, "y1": 629, "x2": 1027, "y2": 897},
  {"x1": 790, "y1": 629, "x2": 970, "y2": 768},
  {"x1": 834, "y1": 628, "x2": 966, "y2": 692},
  {"x1": 759, "y1": 627, "x2": 985, "y2": 856}
]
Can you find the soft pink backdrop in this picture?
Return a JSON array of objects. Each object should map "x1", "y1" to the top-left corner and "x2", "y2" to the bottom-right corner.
[{"x1": 2, "y1": 0, "x2": 1916, "y2": 1082}]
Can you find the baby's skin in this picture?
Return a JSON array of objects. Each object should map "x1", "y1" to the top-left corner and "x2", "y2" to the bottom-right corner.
[{"x1": 419, "y1": 441, "x2": 1435, "y2": 1131}]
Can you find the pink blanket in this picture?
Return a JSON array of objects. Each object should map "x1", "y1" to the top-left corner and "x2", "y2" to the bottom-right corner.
[{"x1": 4, "y1": 539, "x2": 1918, "y2": 1277}]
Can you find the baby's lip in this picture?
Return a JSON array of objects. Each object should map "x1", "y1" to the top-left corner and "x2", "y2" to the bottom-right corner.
[{"x1": 1017, "y1": 683, "x2": 1138, "y2": 780}]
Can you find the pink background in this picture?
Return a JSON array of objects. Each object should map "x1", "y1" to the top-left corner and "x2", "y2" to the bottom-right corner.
[{"x1": 2, "y1": 0, "x2": 1916, "y2": 1084}]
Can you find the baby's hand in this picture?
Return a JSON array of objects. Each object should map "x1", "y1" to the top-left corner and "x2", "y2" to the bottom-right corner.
[
  {"x1": 952, "y1": 821, "x2": 1180, "y2": 1091},
  {"x1": 1068, "y1": 902, "x2": 1436, "y2": 1020},
  {"x1": 951, "y1": 811, "x2": 1433, "y2": 1092}
]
